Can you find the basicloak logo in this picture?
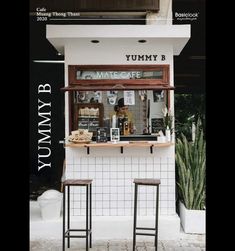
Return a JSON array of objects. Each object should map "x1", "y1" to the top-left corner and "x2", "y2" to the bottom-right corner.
[{"x1": 174, "y1": 12, "x2": 199, "y2": 21}]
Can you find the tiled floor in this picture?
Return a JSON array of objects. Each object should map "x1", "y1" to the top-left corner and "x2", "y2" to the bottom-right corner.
[{"x1": 30, "y1": 237, "x2": 206, "y2": 251}]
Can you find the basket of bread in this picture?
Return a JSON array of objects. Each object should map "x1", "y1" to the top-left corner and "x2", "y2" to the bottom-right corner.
[{"x1": 68, "y1": 129, "x2": 93, "y2": 144}]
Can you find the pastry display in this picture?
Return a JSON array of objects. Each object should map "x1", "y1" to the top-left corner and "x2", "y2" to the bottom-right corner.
[{"x1": 68, "y1": 129, "x2": 93, "y2": 143}]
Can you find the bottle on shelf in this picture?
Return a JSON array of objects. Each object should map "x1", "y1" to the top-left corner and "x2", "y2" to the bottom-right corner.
[{"x1": 165, "y1": 126, "x2": 171, "y2": 142}]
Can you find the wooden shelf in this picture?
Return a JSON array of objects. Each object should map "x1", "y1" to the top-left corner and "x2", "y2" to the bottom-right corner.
[{"x1": 65, "y1": 141, "x2": 174, "y2": 154}]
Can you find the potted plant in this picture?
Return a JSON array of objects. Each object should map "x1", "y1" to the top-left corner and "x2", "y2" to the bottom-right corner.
[{"x1": 175, "y1": 119, "x2": 206, "y2": 234}]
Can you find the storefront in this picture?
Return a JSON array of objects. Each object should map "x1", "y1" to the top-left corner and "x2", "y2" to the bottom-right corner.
[{"x1": 46, "y1": 24, "x2": 190, "y2": 239}]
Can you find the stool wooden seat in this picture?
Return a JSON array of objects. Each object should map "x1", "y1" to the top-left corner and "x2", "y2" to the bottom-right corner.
[
  {"x1": 63, "y1": 179, "x2": 92, "y2": 186},
  {"x1": 133, "y1": 178, "x2": 161, "y2": 251},
  {"x1": 134, "y1": 178, "x2": 161, "y2": 186},
  {"x1": 62, "y1": 179, "x2": 92, "y2": 251}
]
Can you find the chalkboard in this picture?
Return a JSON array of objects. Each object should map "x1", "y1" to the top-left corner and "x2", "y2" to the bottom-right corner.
[
  {"x1": 151, "y1": 118, "x2": 164, "y2": 133},
  {"x1": 96, "y1": 127, "x2": 108, "y2": 143}
]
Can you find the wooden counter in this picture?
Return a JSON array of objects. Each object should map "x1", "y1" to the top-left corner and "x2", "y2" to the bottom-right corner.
[{"x1": 65, "y1": 141, "x2": 174, "y2": 154}]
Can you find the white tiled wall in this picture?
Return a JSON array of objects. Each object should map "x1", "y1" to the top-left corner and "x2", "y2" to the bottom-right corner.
[{"x1": 65, "y1": 147, "x2": 176, "y2": 216}]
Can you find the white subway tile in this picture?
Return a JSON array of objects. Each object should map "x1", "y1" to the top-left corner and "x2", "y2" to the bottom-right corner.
[
  {"x1": 66, "y1": 164, "x2": 73, "y2": 172},
  {"x1": 110, "y1": 172, "x2": 117, "y2": 179},
  {"x1": 110, "y1": 209, "x2": 117, "y2": 215},
  {"x1": 153, "y1": 157, "x2": 160, "y2": 164},
  {"x1": 81, "y1": 157, "x2": 88, "y2": 165},
  {"x1": 110, "y1": 193, "x2": 117, "y2": 200},
  {"x1": 73, "y1": 209, "x2": 81, "y2": 215},
  {"x1": 66, "y1": 172, "x2": 73, "y2": 179},
  {"x1": 161, "y1": 164, "x2": 168, "y2": 171},
  {"x1": 153, "y1": 165, "x2": 161, "y2": 172},
  {"x1": 110, "y1": 165, "x2": 117, "y2": 172},
  {"x1": 103, "y1": 158, "x2": 110, "y2": 165},
  {"x1": 118, "y1": 194, "x2": 124, "y2": 201},
  {"x1": 110, "y1": 157, "x2": 117, "y2": 164},
  {"x1": 147, "y1": 193, "x2": 154, "y2": 200},
  {"x1": 103, "y1": 209, "x2": 110, "y2": 215},
  {"x1": 132, "y1": 157, "x2": 139, "y2": 164},
  {"x1": 168, "y1": 193, "x2": 175, "y2": 201},
  {"x1": 103, "y1": 194, "x2": 110, "y2": 201},
  {"x1": 117, "y1": 180, "x2": 125, "y2": 186},
  {"x1": 168, "y1": 157, "x2": 175, "y2": 164},
  {"x1": 146, "y1": 172, "x2": 153, "y2": 178},
  {"x1": 110, "y1": 201, "x2": 117, "y2": 208},
  {"x1": 88, "y1": 157, "x2": 95, "y2": 164},
  {"x1": 102, "y1": 166, "x2": 110, "y2": 172},
  {"x1": 124, "y1": 208, "x2": 132, "y2": 216},
  {"x1": 160, "y1": 186, "x2": 168, "y2": 194},
  {"x1": 95, "y1": 187, "x2": 103, "y2": 194},
  {"x1": 124, "y1": 157, "x2": 132, "y2": 164},
  {"x1": 161, "y1": 179, "x2": 168, "y2": 186},
  {"x1": 124, "y1": 187, "x2": 132, "y2": 194},
  {"x1": 132, "y1": 172, "x2": 139, "y2": 178},
  {"x1": 95, "y1": 157, "x2": 102, "y2": 164},
  {"x1": 168, "y1": 164, "x2": 175, "y2": 171},
  {"x1": 81, "y1": 172, "x2": 88, "y2": 179},
  {"x1": 117, "y1": 209, "x2": 125, "y2": 216},
  {"x1": 167, "y1": 207, "x2": 176, "y2": 214},
  {"x1": 146, "y1": 157, "x2": 154, "y2": 164},
  {"x1": 160, "y1": 201, "x2": 168, "y2": 207},
  {"x1": 117, "y1": 165, "x2": 125, "y2": 172},
  {"x1": 125, "y1": 172, "x2": 132, "y2": 179},
  {"x1": 96, "y1": 164, "x2": 102, "y2": 170},
  {"x1": 125, "y1": 201, "x2": 133, "y2": 208},
  {"x1": 168, "y1": 186, "x2": 175, "y2": 193},
  {"x1": 124, "y1": 165, "x2": 132, "y2": 171},
  {"x1": 118, "y1": 158, "x2": 125, "y2": 164},
  {"x1": 95, "y1": 172, "x2": 102, "y2": 179},
  {"x1": 96, "y1": 209, "x2": 103, "y2": 215},
  {"x1": 117, "y1": 172, "x2": 124, "y2": 179},
  {"x1": 117, "y1": 187, "x2": 125, "y2": 194},
  {"x1": 102, "y1": 201, "x2": 109, "y2": 208},
  {"x1": 160, "y1": 209, "x2": 168, "y2": 215},
  {"x1": 160, "y1": 157, "x2": 168, "y2": 164},
  {"x1": 95, "y1": 194, "x2": 102, "y2": 201},
  {"x1": 139, "y1": 165, "x2": 146, "y2": 172},
  {"x1": 168, "y1": 172, "x2": 175, "y2": 179},
  {"x1": 168, "y1": 179, "x2": 175, "y2": 186},
  {"x1": 161, "y1": 172, "x2": 168, "y2": 178},
  {"x1": 117, "y1": 201, "x2": 124, "y2": 208},
  {"x1": 88, "y1": 165, "x2": 95, "y2": 172},
  {"x1": 160, "y1": 194, "x2": 168, "y2": 200},
  {"x1": 168, "y1": 201, "x2": 176, "y2": 208}
]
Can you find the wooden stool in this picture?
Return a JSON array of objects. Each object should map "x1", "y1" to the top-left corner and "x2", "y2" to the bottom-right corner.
[
  {"x1": 62, "y1": 179, "x2": 92, "y2": 251},
  {"x1": 133, "y1": 178, "x2": 161, "y2": 251}
]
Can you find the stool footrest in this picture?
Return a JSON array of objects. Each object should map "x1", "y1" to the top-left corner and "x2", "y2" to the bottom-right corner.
[
  {"x1": 136, "y1": 227, "x2": 156, "y2": 230},
  {"x1": 65, "y1": 235, "x2": 87, "y2": 238},
  {"x1": 136, "y1": 233, "x2": 156, "y2": 236},
  {"x1": 66, "y1": 229, "x2": 92, "y2": 232},
  {"x1": 65, "y1": 229, "x2": 92, "y2": 236}
]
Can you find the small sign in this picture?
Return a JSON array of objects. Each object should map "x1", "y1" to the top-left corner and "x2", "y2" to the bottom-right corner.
[
  {"x1": 124, "y1": 91, "x2": 135, "y2": 105},
  {"x1": 96, "y1": 127, "x2": 108, "y2": 143},
  {"x1": 110, "y1": 128, "x2": 120, "y2": 142},
  {"x1": 151, "y1": 118, "x2": 164, "y2": 133}
]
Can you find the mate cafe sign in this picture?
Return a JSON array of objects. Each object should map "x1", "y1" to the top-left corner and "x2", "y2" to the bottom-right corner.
[{"x1": 79, "y1": 54, "x2": 166, "y2": 80}]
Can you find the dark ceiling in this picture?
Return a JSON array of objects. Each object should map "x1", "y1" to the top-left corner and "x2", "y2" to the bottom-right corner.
[{"x1": 30, "y1": 0, "x2": 205, "y2": 94}]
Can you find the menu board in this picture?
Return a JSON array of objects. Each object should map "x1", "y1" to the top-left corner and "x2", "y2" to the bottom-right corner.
[
  {"x1": 96, "y1": 127, "x2": 108, "y2": 143},
  {"x1": 151, "y1": 118, "x2": 164, "y2": 133}
]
